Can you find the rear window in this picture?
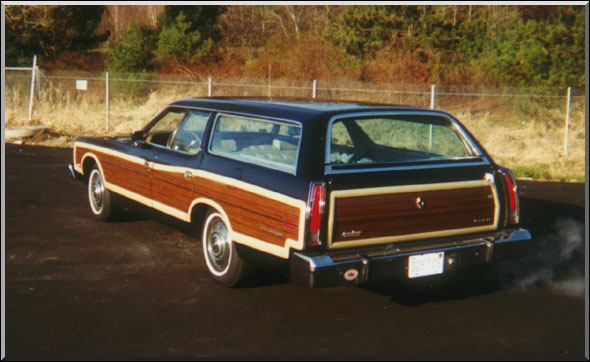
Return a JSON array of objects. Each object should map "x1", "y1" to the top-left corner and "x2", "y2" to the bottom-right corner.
[
  {"x1": 328, "y1": 114, "x2": 477, "y2": 166},
  {"x1": 209, "y1": 114, "x2": 301, "y2": 174}
]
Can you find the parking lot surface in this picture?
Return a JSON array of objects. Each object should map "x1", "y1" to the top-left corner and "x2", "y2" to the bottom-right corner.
[{"x1": 3, "y1": 144, "x2": 587, "y2": 359}]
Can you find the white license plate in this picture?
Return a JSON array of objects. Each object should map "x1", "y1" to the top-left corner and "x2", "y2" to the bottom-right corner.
[{"x1": 408, "y1": 252, "x2": 445, "y2": 278}]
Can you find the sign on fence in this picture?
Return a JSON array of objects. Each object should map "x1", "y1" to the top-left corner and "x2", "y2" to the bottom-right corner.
[{"x1": 75, "y1": 80, "x2": 88, "y2": 91}]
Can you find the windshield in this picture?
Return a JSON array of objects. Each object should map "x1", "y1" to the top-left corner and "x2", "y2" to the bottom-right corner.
[{"x1": 328, "y1": 114, "x2": 478, "y2": 166}]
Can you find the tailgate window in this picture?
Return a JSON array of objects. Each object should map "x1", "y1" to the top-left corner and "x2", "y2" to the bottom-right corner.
[{"x1": 329, "y1": 114, "x2": 477, "y2": 166}]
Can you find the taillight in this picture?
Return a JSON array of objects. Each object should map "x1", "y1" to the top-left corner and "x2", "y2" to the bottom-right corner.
[
  {"x1": 501, "y1": 168, "x2": 520, "y2": 225},
  {"x1": 307, "y1": 182, "x2": 326, "y2": 246}
]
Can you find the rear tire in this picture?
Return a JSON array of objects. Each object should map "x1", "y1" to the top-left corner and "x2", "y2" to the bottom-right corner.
[
  {"x1": 87, "y1": 164, "x2": 120, "y2": 221},
  {"x1": 202, "y1": 210, "x2": 251, "y2": 287}
]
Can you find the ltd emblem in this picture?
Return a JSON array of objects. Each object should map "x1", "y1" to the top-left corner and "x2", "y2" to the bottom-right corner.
[{"x1": 416, "y1": 197, "x2": 426, "y2": 210}]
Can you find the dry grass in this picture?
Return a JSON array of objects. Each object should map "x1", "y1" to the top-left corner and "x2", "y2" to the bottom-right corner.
[
  {"x1": 4, "y1": 86, "x2": 586, "y2": 182},
  {"x1": 457, "y1": 110, "x2": 586, "y2": 182}
]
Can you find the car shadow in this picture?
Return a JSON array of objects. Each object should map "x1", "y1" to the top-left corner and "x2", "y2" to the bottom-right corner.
[
  {"x1": 235, "y1": 245, "x2": 292, "y2": 288},
  {"x1": 361, "y1": 265, "x2": 508, "y2": 306},
  {"x1": 111, "y1": 205, "x2": 294, "y2": 288}
]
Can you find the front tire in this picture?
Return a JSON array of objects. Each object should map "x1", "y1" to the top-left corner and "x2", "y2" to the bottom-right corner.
[
  {"x1": 202, "y1": 211, "x2": 251, "y2": 287},
  {"x1": 88, "y1": 165, "x2": 119, "y2": 221}
]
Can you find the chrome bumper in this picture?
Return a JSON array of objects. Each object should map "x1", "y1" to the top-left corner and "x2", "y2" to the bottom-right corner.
[{"x1": 290, "y1": 229, "x2": 531, "y2": 288}]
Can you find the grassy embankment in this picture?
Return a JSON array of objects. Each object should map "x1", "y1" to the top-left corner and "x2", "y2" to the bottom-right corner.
[{"x1": 4, "y1": 82, "x2": 585, "y2": 183}]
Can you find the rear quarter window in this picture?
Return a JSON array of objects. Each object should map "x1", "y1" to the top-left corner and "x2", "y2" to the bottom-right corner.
[{"x1": 209, "y1": 114, "x2": 301, "y2": 174}]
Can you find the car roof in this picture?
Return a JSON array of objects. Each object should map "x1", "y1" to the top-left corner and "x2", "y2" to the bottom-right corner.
[{"x1": 170, "y1": 97, "x2": 433, "y2": 123}]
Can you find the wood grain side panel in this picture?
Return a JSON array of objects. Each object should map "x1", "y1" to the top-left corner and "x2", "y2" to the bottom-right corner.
[
  {"x1": 74, "y1": 146, "x2": 87, "y2": 167},
  {"x1": 151, "y1": 169, "x2": 194, "y2": 213},
  {"x1": 75, "y1": 144, "x2": 303, "y2": 251},
  {"x1": 192, "y1": 175, "x2": 300, "y2": 247},
  {"x1": 333, "y1": 186, "x2": 495, "y2": 243},
  {"x1": 77, "y1": 147, "x2": 151, "y2": 200}
]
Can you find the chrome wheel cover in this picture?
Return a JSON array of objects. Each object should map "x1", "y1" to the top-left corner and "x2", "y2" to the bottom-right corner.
[
  {"x1": 204, "y1": 215, "x2": 232, "y2": 275},
  {"x1": 88, "y1": 170, "x2": 104, "y2": 214}
]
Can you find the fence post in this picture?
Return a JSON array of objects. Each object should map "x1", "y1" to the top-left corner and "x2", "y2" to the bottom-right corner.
[
  {"x1": 28, "y1": 55, "x2": 37, "y2": 120},
  {"x1": 312, "y1": 79, "x2": 317, "y2": 98},
  {"x1": 429, "y1": 84, "x2": 436, "y2": 148},
  {"x1": 430, "y1": 84, "x2": 436, "y2": 110},
  {"x1": 268, "y1": 64, "x2": 272, "y2": 98},
  {"x1": 564, "y1": 86, "x2": 571, "y2": 156},
  {"x1": 105, "y1": 72, "x2": 110, "y2": 131},
  {"x1": 35, "y1": 65, "x2": 41, "y2": 99},
  {"x1": 208, "y1": 76, "x2": 212, "y2": 97}
]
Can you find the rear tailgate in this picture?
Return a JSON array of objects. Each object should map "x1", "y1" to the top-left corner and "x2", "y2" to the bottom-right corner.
[{"x1": 327, "y1": 174, "x2": 499, "y2": 250}]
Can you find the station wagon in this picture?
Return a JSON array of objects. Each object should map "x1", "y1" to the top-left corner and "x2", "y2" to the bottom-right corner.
[{"x1": 69, "y1": 98, "x2": 531, "y2": 287}]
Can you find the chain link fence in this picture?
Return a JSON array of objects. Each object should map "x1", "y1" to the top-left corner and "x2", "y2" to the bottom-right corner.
[{"x1": 4, "y1": 68, "x2": 586, "y2": 180}]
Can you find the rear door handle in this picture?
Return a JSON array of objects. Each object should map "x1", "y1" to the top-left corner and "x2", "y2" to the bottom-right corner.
[{"x1": 184, "y1": 171, "x2": 193, "y2": 179}]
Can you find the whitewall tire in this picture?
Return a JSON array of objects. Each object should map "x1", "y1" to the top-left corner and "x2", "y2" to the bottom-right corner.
[
  {"x1": 202, "y1": 210, "x2": 251, "y2": 287},
  {"x1": 87, "y1": 165, "x2": 119, "y2": 221}
]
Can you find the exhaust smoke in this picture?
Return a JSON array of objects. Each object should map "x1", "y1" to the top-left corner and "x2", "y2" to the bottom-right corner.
[{"x1": 501, "y1": 218, "x2": 585, "y2": 297}]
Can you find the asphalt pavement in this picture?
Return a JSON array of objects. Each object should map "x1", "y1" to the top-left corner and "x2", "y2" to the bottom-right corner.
[{"x1": 3, "y1": 144, "x2": 587, "y2": 359}]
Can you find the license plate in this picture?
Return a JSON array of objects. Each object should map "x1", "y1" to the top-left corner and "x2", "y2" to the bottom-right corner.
[{"x1": 408, "y1": 252, "x2": 445, "y2": 278}]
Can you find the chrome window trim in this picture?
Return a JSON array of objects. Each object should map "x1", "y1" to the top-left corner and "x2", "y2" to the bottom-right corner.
[
  {"x1": 326, "y1": 160, "x2": 490, "y2": 175},
  {"x1": 142, "y1": 105, "x2": 304, "y2": 160},
  {"x1": 324, "y1": 111, "x2": 488, "y2": 175},
  {"x1": 208, "y1": 112, "x2": 303, "y2": 176},
  {"x1": 171, "y1": 104, "x2": 304, "y2": 127}
]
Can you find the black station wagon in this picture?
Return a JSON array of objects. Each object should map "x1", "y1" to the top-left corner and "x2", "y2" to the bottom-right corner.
[{"x1": 69, "y1": 97, "x2": 531, "y2": 287}]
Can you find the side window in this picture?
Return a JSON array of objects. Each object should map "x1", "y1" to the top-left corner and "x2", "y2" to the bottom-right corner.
[
  {"x1": 209, "y1": 115, "x2": 301, "y2": 174},
  {"x1": 144, "y1": 108, "x2": 186, "y2": 147},
  {"x1": 169, "y1": 110, "x2": 211, "y2": 155}
]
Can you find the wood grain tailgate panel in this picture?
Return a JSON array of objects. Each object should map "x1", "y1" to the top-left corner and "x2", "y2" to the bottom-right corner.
[{"x1": 331, "y1": 184, "x2": 496, "y2": 247}]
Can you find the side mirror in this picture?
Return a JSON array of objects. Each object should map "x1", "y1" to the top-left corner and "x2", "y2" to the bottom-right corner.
[
  {"x1": 131, "y1": 130, "x2": 144, "y2": 141},
  {"x1": 131, "y1": 131, "x2": 145, "y2": 146}
]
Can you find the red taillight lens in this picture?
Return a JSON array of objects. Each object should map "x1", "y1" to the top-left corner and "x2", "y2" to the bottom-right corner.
[
  {"x1": 307, "y1": 182, "x2": 325, "y2": 246},
  {"x1": 501, "y1": 169, "x2": 520, "y2": 225}
]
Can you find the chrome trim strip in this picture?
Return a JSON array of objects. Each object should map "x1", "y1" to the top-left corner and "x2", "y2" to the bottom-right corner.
[
  {"x1": 171, "y1": 101, "x2": 306, "y2": 126},
  {"x1": 67, "y1": 164, "x2": 77, "y2": 179},
  {"x1": 324, "y1": 110, "x2": 487, "y2": 175},
  {"x1": 325, "y1": 160, "x2": 490, "y2": 174}
]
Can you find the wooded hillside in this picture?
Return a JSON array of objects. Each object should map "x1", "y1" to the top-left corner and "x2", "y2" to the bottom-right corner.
[{"x1": 5, "y1": 4, "x2": 586, "y2": 87}]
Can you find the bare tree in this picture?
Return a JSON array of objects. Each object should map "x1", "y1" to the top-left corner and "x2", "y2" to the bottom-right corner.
[{"x1": 99, "y1": 5, "x2": 164, "y2": 42}]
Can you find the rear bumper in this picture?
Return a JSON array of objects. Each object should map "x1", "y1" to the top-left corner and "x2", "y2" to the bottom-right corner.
[{"x1": 290, "y1": 228, "x2": 531, "y2": 288}]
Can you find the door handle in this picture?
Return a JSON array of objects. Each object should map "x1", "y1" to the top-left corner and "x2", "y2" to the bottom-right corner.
[
  {"x1": 184, "y1": 171, "x2": 193, "y2": 179},
  {"x1": 142, "y1": 159, "x2": 154, "y2": 172}
]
